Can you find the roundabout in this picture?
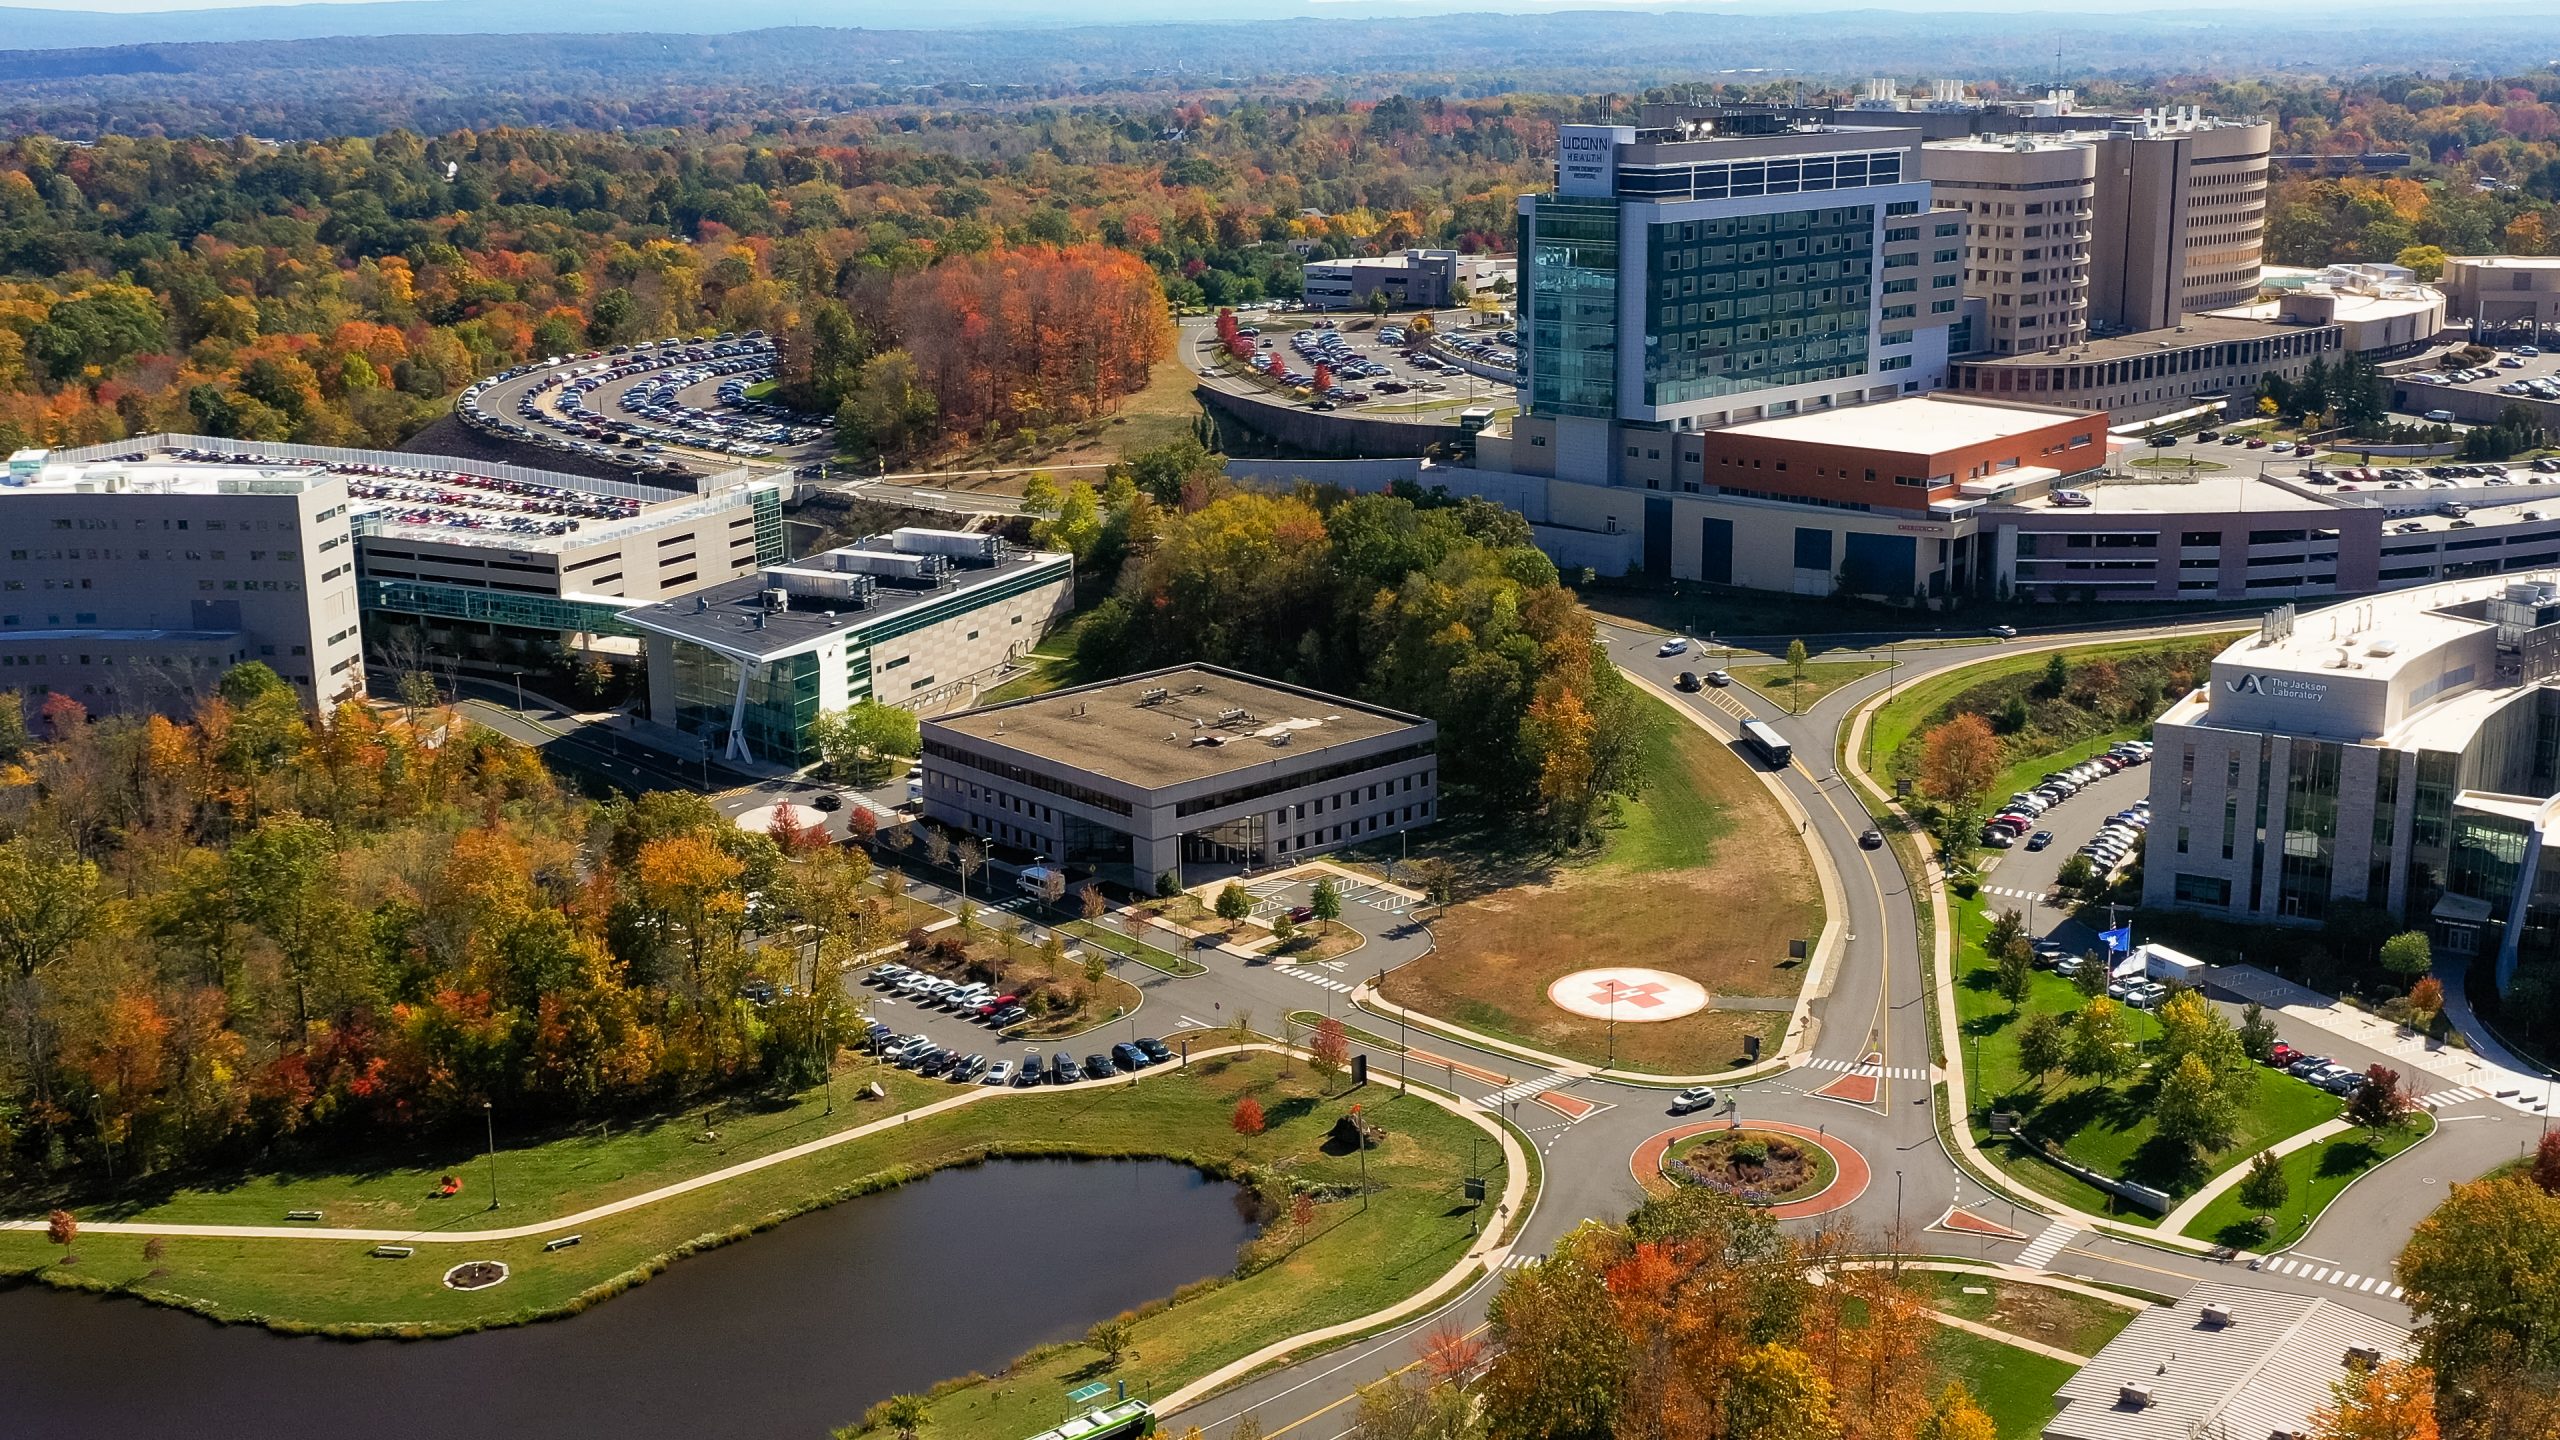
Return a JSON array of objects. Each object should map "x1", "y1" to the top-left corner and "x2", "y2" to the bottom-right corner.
[
  {"x1": 1546, "y1": 967, "x2": 1709, "y2": 1022},
  {"x1": 1631, "y1": 1120, "x2": 1870, "y2": 1220}
]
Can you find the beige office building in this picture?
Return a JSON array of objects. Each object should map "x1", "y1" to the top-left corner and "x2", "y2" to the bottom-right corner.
[
  {"x1": 2442, "y1": 256, "x2": 2560, "y2": 335},
  {"x1": 1948, "y1": 313, "x2": 2341, "y2": 422},
  {"x1": 2086, "y1": 110, "x2": 2273, "y2": 332},
  {"x1": 1919, "y1": 136, "x2": 2098, "y2": 355}
]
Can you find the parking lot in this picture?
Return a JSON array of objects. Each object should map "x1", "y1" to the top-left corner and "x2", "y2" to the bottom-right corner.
[
  {"x1": 851, "y1": 958, "x2": 1177, "y2": 1090},
  {"x1": 1211, "y1": 314, "x2": 1518, "y2": 414},
  {"x1": 1974, "y1": 749, "x2": 2154, "y2": 937},
  {"x1": 459, "y1": 331, "x2": 836, "y2": 478},
  {"x1": 2386, "y1": 339, "x2": 2560, "y2": 425}
]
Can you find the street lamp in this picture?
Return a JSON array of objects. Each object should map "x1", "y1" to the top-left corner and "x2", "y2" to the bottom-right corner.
[
  {"x1": 511, "y1": 669, "x2": 526, "y2": 716},
  {"x1": 483, "y1": 1100, "x2": 501, "y2": 1211}
]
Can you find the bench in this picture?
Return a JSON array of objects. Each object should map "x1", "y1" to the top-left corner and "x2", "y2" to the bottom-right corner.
[
  {"x1": 543, "y1": 1234, "x2": 583, "y2": 1252},
  {"x1": 371, "y1": 1245, "x2": 414, "y2": 1259},
  {"x1": 284, "y1": 1210, "x2": 325, "y2": 1222}
]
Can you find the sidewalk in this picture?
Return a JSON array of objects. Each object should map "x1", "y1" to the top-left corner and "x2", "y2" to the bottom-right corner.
[
  {"x1": 2156, "y1": 1118, "x2": 2350, "y2": 1233},
  {"x1": 2211, "y1": 963, "x2": 2551, "y2": 1112}
]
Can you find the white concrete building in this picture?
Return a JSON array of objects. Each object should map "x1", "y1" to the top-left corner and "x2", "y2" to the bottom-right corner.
[
  {"x1": 0, "y1": 454, "x2": 364, "y2": 717},
  {"x1": 626, "y1": 529, "x2": 1073, "y2": 767}
]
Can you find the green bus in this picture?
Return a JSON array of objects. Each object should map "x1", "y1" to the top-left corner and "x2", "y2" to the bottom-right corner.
[{"x1": 1026, "y1": 1399, "x2": 1157, "y2": 1440}]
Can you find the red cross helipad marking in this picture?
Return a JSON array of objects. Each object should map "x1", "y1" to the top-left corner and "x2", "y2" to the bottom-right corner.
[{"x1": 1590, "y1": 979, "x2": 1672, "y2": 1010}]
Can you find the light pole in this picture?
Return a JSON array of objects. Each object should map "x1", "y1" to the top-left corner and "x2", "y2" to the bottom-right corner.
[
  {"x1": 1895, "y1": 1169, "x2": 1904, "y2": 1235},
  {"x1": 90, "y1": 1092, "x2": 114, "y2": 1191},
  {"x1": 483, "y1": 1100, "x2": 501, "y2": 1210},
  {"x1": 511, "y1": 669, "x2": 526, "y2": 716}
]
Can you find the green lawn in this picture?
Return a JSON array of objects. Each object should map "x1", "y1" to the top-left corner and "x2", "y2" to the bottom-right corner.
[
  {"x1": 1930, "y1": 1325, "x2": 2078, "y2": 1440},
  {"x1": 3, "y1": 1047, "x2": 1508, "y2": 1371},
  {"x1": 980, "y1": 602, "x2": 1109, "y2": 704},
  {"x1": 1919, "y1": 1271, "x2": 2140, "y2": 1357},
  {"x1": 1066, "y1": 917, "x2": 1206, "y2": 977},
  {"x1": 1866, "y1": 633, "x2": 2240, "y2": 784},
  {"x1": 1728, "y1": 659, "x2": 1891, "y2": 713},
  {"x1": 742, "y1": 379, "x2": 777, "y2": 401},
  {"x1": 2179, "y1": 1116, "x2": 2435, "y2": 1249},
  {"x1": 1594, "y1": 688, "x2": 1740, "y2": 875},
  {"x1": 1954, "y1": 900, "x2": 2344, "y2": 1207}
]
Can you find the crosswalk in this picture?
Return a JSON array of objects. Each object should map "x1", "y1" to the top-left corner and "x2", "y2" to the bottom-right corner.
[
  {"x1": 1499, "y1": 1252, "x2": 1543, "y2": 1270},
  {"x1": 2014, "y1": 1221, "x2": 2080, "y2": 1270},
  {"x1": 1978, "y1": 885, "x2": 2045, "y2": 902},
  {"x1": 1281, "y1": 966, "x2": 1356, "y2": 994},
  {"x1": 1479, "y1": 1073, "x2": 1573, "y2": 1108},
  {"x1": 2259, "y1": 1254, "x2": 2405, "y2": 1301},
  {"x1": 1805, "y1": 1056, "x2": 1927, "y2": 1081},
  {"x1": 2414, "y1": 1085, "x2": 2485, "y2": 1110}
]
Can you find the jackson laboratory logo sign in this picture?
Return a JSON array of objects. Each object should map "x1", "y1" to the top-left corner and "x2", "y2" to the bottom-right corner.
[{"x1": 2224, "y1": 672, "x2": 2329, "y2": 703}]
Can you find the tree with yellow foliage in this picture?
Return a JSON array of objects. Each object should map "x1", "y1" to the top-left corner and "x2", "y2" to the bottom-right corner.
[{"x1": 2307, "y1": 1359, "x2": 2438, "y2": 1440}]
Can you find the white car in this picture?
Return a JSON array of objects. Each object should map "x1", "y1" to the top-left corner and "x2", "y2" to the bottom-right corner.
[
  {"x1": 1658, "y1": 637, "x2": 1690, "y2": 657},
  {"x1": 982, "y1": 1061, "x2": 1014, "y2": 1085},
  {"x1": 1670, "y1": 1085, "x2": 1721, "y2": 1114}
]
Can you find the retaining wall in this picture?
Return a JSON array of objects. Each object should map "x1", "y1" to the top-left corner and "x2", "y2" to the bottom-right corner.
[{"x1": 1195, "y1": 384, "x2": 1461, "y2": 458}]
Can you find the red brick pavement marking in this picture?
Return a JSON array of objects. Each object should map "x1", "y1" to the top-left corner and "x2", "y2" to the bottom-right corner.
[
  {"x1": 1407, "y1": 1047, "x2": 1510, "y2": 1087},
  {"x1": 1536, "y1": 1090, "x2": 1597, "y2": 1120},
  {"x1": 1630, "y1": 1120, "x2": 1872, "y2": 1220},
  {"x1": 1813, "y1": 1071, "x2": 1880, "y2": 1105},
  {"x1": 1934, "y1": 1206, "x2": 2029, "y2": 1241}
]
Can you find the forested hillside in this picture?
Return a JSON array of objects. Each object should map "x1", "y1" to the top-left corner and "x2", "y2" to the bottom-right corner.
[{"x1": 0, "y1": 101, "x2": 1538, "y2": 457}]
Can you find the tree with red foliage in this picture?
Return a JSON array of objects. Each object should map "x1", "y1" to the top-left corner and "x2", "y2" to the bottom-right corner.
[
  {"x1": 1231, "y1": 1094, "x2": 1266, "y2": 1136},
  {"x1": 2533, "y1": 1131, "x2": 2560, "y2": 1195},
  {"x1": 1309, "y1": 1016, "x2": 1351, "y2": 1082},
  {"x1": 847, "y1": 807, "x2": 879, "y2": 845},
  {"x1": 46, "y1": 1209, "x2": 76, "y2": 1253},
  {"x1": 1312, "y1": 362, "x2": 1333, "y2": 393}
]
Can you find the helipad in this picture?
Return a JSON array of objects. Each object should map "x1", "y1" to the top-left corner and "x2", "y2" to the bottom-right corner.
[{"x1": 1545, "y1": 967, "x2": 1708, "y2": 1022}]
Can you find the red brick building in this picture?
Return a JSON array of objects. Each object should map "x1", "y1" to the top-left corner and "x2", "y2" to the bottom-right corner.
[{"x1": 1699, "y1": 395, "x2": 2110, "y2": 512}]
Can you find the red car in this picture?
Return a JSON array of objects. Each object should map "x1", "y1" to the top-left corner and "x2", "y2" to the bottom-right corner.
[{"x1": 2267, "y1": 1042, "x2": 2301, "y2": 1068}]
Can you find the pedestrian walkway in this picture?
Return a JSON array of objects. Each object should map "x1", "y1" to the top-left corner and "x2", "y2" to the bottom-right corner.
[
  {"x1": 2415, "y1": 1084, "x2": 2487, "y2": 1110},
  {"x1": 1804, "y1": 1055, "x2": 1927, "y2": 1081},
  {"x1": 1479, "y1": 1073, "x2": 1572, "y2": 1108},
  {"x1": 2014, "y1": 1221, "x2": 2081, "y2": 1271},
  {"x1": 1978, "y1": 885, "x2": 2047, "y2": 903},
  {"x1": 2259, "y1": 1253, "x2": 2405, "y2": 1302},
  {"x1": 1281, "y1": 966, "x2": 1356, "y2": 995},
  {"x1": 1499, "y1": 1252, "x2": 1542, "y2": 1270}
]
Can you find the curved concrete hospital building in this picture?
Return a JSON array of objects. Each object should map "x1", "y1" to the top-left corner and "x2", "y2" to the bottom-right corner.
[{"x1": 2145, "y1": 578, "x2": 2560, "y2": 993}]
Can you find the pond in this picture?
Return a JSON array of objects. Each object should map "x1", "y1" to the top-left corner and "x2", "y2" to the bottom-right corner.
[{"x1": 2, "y1": 1157, "x2": 1255, "y2": 1440}]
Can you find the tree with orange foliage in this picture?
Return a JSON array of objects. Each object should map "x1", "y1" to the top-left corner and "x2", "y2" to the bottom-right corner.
[
  {"x1": 1919, "y1": 712, "x2": 2001, "y2": 813},
  {"x1": 2308, "y1": 1359, "x2": 2438, "y2": 1440},
  {"x1": 1230, "y1": 1094, "x2": 1265, "y2": 1136}
]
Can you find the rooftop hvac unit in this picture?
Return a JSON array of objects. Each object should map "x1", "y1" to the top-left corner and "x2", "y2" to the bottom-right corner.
[
  {"x1": 2118, "y1": 1384, "x2": 2155, "y2": 1410},
  {"x1": 1137, "y1": 687, "x2": 1170, "y2": 706},
  {"x1": 2345, "y1": 1346, "x2": 2384, "y2": 1371},
  {"x1": 2199, "y1": 1303, "x2": 2232, "y2": 1328},
  {"x1": 1216, "y1": 707, "x2": 1252, "y2": 724},
  {"x1": 890, "y1": 527, "x2": 1005, "y2": 564},
  {"x1": 762, "y1": 587, "x2": 791, "y2": 613}
]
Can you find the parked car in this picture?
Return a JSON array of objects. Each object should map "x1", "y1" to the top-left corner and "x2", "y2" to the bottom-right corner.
[
  {"x1": 1083, "y1": 1053, "x2": 1117, "y2": 1080},
  {"x1": 1137, "y1": 1037, "x2": 1173, "y2": 1063},
  {"x1": 1670, "y1": 1085, "x2": 1721, "y2": 1114},
  {"x1": 2026, "y1": 831, "x2": 2054, "y2": 851},
  {"x1": 1113, "y1": 1042, "x2": 1150, "y2": 1071},
  {"x1": 1018, "y1": 1049, "x2": 1042, "y2": 1083},
  {"x1": 1051, "y1": 1051, "x2": 1081, "y2": 1084},
  {"x1": 2267, "y1": 1042, "x2": 2301, "y2": 1068},
  {"x1": 2285, "y1": 1055, "x2": 2332, "y2": 1078}
]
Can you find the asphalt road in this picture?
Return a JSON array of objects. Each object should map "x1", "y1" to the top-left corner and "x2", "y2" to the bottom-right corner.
[{"x1": 454, "y1": 608, "x2": 2546, "y2": 1438}]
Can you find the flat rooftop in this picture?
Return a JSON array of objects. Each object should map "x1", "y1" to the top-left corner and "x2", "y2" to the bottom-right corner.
[
  {"x1": 1715, "y1": 395, "x2": 2089, "y2": 452},
  {"x1": 15, "y1": 442, "x2": 727, "y2": 555},
  {"x1": 2220, "y1": 576, "x2": 2517, "y2": 688},
  {"x1": 628, "y1": 548, "x2": 1068, "y2": 662},
  {"x1": 2000, "y1": 473, "x2": 2337, "y2": 516},
  {"x1": 1964, "y1": 315, "x2": 2326, "y2": 368},
  {"x1": 931, "y1": 666, "x2": 1429, "y2": 792},
  {"x1": 2047, "y1": 1281, "x2": 2407, "y2": 1440},
  {"x1": 2207, "y1": 289, "x2": 2441, "y2": 325}
]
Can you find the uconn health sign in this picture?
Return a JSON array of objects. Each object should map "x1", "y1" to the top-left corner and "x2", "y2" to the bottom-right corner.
[{"x1": 1557, "y1": 125, "x2": 1633, "y2": 198}]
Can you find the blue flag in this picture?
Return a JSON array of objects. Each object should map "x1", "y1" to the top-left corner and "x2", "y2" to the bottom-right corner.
[{"x1": 2099, "y1": 926, "x2": 2133, "y2": 952}]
